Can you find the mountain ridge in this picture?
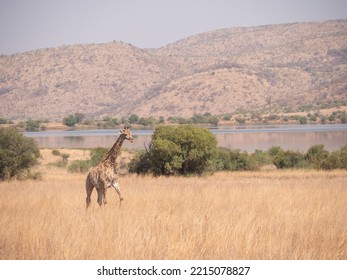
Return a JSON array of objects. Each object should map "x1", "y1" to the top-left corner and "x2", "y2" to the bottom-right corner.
[{"x1": 1, "y1": 20, "x2": 346, "y2": 121}]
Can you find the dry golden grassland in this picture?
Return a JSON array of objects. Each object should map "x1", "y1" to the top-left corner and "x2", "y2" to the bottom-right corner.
[{"x1": 0, "y1": 149, "x2": 346, "y2": 260}]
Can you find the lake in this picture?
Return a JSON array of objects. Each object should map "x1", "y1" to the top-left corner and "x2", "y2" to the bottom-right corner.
[{"x1": 23, "y1": 124, "x2": 347, "y2": 152}]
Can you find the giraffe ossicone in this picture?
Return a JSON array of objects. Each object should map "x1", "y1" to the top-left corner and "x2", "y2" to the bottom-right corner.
[{"x1": 85, "y1": 126, "x2": 133, "y2": 208}]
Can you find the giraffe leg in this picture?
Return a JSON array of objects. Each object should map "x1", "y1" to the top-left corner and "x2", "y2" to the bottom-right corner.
[
  {"x1": 103, "y1": 188, "x2": 107, "y2": 205},
  {"x1": 112, "y1": 182, "x2": 124, "y2": 204},
  {"x1": 85, "y1": 175, "x2": 94, "y2": 208},
  {"x1": 97, "y1": 189, "x2": 103, "y2": 207}
]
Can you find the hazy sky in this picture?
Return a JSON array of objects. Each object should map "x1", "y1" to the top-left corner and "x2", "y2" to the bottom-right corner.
[{"x1": 1, "y1": 0, "x2": 346, "y2": 55}]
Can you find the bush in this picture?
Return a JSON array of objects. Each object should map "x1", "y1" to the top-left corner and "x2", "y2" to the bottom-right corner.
[
  {"x1": 63, "y1": 115, "x2": 78, "y2": 127},
  {"x1": 25, "y1": 119, "x2": 41, "y2": 131},
  {"x1": 273, "y1": 150, "x2": 308, "y2": 169},
  {"x1": 214, "y1": 147, "x2": 234, "y2": 171},
  {"x1": 128, "y1": 150, "x2": 151, "y2": 174},
  {"x1": 68, "y1": 147, "x2": 107, "y2": 173},
  {"x1": 51, "y1": 149, "x2": 61, "y2": 156},
  {"x1": 268, "y1": 146, "x2": 283, "y2": 157},
  {"x1": 228, "y1": 150, "x2": 257, "y2": 171},
  {"x1": 101, "y1": 117, "x2": 119, "y2": 128},
  {"x1": 338, "y1": 145, "x2": 347, "y2": 169},
  {"x1": 89, "y1": 147, "x2": 108, "y2": 166},
  {"x1": 128, "y1": 114, "x2": 139, "y2": 124},
  {"x1": 63, "y1": 113, "x2": 85, "y2": 127},
  {"x1": 130, "y1": 125, "x2": 217, "y2": 176},
  {"x1": 0, "y1": 127, "x2": 40, "y2": 180},
  {"x1": 305, "y1": 144, "x2": 329, "y2": 169},
  {"x1": 322, "y1": 145, "x2": 347, "y2": 170},
  {"x1": 251, "y1": 149, "x2": 272, "y2": 168},
  {"x1": 68, "y1": 160, "x2": 91, "y2": 173},
  {"x1": 299, "y1": 116, "x2": 307, "y2": 124}
]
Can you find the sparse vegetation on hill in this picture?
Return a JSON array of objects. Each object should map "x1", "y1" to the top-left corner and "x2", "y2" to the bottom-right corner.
[{"x1": 0, "y1": 20, "x2": 346, "y2": 121}]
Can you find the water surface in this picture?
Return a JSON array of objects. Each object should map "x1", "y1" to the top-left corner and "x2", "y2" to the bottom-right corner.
[{"x1": 24, "y1": 124, "x2": 347, "y2": 152}]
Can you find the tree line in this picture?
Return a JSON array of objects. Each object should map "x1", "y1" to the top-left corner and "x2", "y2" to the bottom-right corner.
[
  {"x1": 1, "y1": 108, "x2": 346, "y2": 131},
  {"x1": 128, "y1": 125, "x2": 347, "y2": 176},
  {"x1": 0, "y1": 126, "x2": 346, "y2": 180}
]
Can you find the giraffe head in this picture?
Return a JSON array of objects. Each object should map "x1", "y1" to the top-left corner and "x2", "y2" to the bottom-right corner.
[{"x1": 119, "y1": 126, "x2": 134, "y2": 143}]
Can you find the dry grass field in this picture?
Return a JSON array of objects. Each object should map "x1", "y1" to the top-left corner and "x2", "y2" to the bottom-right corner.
[{"x1": 0, "y1": 149, "x2": 346, "y2": 260}]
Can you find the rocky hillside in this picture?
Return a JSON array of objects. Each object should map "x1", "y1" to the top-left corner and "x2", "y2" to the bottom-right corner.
[{"x1": 1, "y1": 20, "x2": 346, "y2": 121}]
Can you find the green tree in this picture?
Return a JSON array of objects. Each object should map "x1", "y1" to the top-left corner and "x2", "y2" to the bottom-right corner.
[
  {"x1": 208, "y1": 115, "x2": 220, "y2": 125},
  {"x1": 0, "y1": 127, "x2": 40, "y2": 180},
  {"x1": 130, "y1": 125, "x2": 217, "y2": 176},
  {"x1": 305, "y1": 144, "x2": 329, "y2": 169},
  {"x1": 273, "y1": 150, "x2": 308, "y2": 169},
  {"x1": 63, "y1": 113, "x2": 85, "y2": 127},
  {"x1": 223, "y1": 114, "x2": 232, "y2": 121},
  {"x1": 63, "y1": 115, "x2": 78, "y2": 127},
  {"x1": 68, "y1": 147, "x2": 108, "y2": 173},
  {"x1": 268, "y1": 146, "x2": 283, "y2": 157},
  {"x1": 101, "y1": 117, "x2": 119, "y2": 128},
  {"x1": 129, "y1": 114, "x2": 139, "y2": 124},
  {"x1": 89, "y1": 147, "x2": 108, "y2": 166},
  {"x1": 25, "y1": 119, "x2": 41, "y2": 131},
  {"x1": 328, "y1": 114, "x2": 335, "y2": 123},
  {"x1": 159, "y1": 116, "x2": 165, "y2": 124},
  {"x1": 191, "y1": 114, "x2": 205, "y2": 124},
  {"x1": 138, "y1": 117, "x2": 155, "y2": 126},
  {"x1": 299, "y1": 116, "x2": 307, "y2": 124},
  {"x1": 228, "y1": 150, "x2": 256, "y2": 171},
  {"x1": 322, "y1": 145, "x2": 347, "y2": 170},
  {"x1": 214, "y1": 147, "x2": 234, "y2": 171}
]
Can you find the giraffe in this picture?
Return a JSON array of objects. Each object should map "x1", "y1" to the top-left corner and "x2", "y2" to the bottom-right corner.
[{"x1": 85, "y1": 126, "x2": 133, "y2": 208}]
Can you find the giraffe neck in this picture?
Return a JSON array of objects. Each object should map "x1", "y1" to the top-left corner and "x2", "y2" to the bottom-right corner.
[{"x1": 102, "y1": 135, "x2": 125, "y2": 166}]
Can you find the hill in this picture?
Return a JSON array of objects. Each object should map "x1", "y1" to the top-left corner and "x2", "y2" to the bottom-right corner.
[{"x1": 0, "y1": 20, "x2": 346, "y2": 121}]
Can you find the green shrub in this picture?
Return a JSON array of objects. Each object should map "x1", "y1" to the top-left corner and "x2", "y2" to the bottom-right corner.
[
  {"x1": 128, "y1": 114, "x2": 139, "y2": 124},
  {"x1": 68, "y1": 160, "x2": 92, "y2": 173},
  {"x1": 214, "y1": 147, "x2": 234, "y2": 171},
  {"x1": 338, "y1": 145, "x2": 347, "y2": 169},
  {"x1": 299, "y1": 116, "x2": 307, "y2": 124},
  {"x1": 322, "y1": 145, "x2": 347, "y2": 170},
  {"x1": 322, "y1": 152, "x2": 342, "y2": 170},
  {"x1": 228, "y1": 150, "x2": 257, "y2": 171},
  {"x1": 273, "y1": 150, "x2": 308, "y2": 169},
  {"x1": 63, "y1": 113, "x2": 85, "y2": 127},
  {"x1": 67, "y1": 147, "x2": 108, "y2": 173},
  {"x1": 25, "y1": 119, "x2": 41, "y2": 131},
  {"x1": 89, "y1": 147, "x2": 108, "y2": 166},
  {"x1": 128, "y1": 150, "x2": 151, "y2": 174},
  {"x1": 268, "y1": 146, "x2": 283, "y2": 157},
  {"x1": 0, "y1": 127, "x2": 40, "y2": 180},
  {"x1": 130, "y1": 125, "x2": 217, "y2": 176},
  {"x1": 251, "y1": 149, "x2": 272, "y2": 168},
  {"x1": 51, "y1": 149, "x2": 61, "y2": 156},
  {"x1": 60, "y1": 153, "x2": 70, "y2": 162},
  {"x1": 305, "y1": 144, "x2": 329, "y2": 169}
]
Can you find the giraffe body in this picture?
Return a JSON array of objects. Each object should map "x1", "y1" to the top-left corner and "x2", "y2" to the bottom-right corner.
[{"x1": 85, "y1": 127, "x2": 133, "y2": 208}]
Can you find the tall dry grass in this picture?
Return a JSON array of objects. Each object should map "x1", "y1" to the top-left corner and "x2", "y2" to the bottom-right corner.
[{"x1": 0, "y1": 166, "x2": 346, "y2": 260}]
